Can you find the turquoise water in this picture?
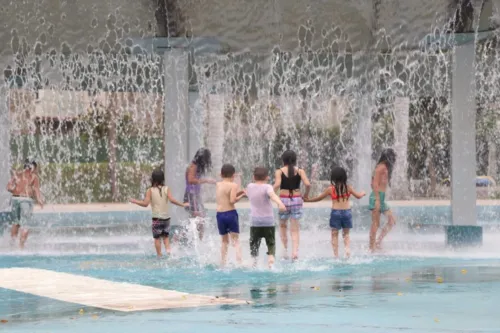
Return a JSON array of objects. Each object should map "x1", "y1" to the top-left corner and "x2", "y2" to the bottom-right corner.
[
  {"x1": 1, "y1": 251, "x2": 500, "y2": 332},
  {"x1": 1, "y1": 208, "x2": 500, "y2": 332}
]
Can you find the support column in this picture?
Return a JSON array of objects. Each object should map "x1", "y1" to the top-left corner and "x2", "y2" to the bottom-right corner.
[
  {"x1": 447, "y1": 42, "x2": 482, "y2": 246},
  {"x1": 392, "y1": 97, "x2": 410, "y2": 199},
  {"x1": 188, "y1": 91, "x2": 203, "y2": 160},
  {"x1": 206, "y1": 93, "x2": 225, "y2": 179},
  {"x1": 164, "y1": 49, "x2": 190, "y2": 225},
  {"x1": 355, "y1": 97, "x2": 373, "y2": 206},
  {"x1": 0, "y1": 86, "x2": 11, "y2": 214}
]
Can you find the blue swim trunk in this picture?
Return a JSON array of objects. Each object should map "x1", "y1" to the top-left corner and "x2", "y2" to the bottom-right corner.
[
  {"x1": 216, "y1": 210, "x2": 239, "y2": 235},
  {"x1": 329, "y1": 209, "x2": 353, "y2": 230}
]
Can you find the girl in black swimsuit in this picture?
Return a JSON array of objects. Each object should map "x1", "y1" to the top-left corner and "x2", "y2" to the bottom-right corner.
[{"x1": 273, "y1": 150, "x2": 311, "y2": 260}]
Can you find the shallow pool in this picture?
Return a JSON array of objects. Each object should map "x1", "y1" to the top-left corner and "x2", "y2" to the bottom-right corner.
[{"x1": 1, "y1": 227, "x2": 500, "y2": 333}]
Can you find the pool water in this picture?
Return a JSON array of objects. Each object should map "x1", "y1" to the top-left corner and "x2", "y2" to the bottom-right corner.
[{"x1": 1, "y1": 227, "x2": 500, "y2": 332}]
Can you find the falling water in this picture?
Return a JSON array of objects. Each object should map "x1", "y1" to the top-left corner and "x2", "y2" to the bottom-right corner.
[{"x1": 0, "y1": 0, "x2": 499, "y2": 255}]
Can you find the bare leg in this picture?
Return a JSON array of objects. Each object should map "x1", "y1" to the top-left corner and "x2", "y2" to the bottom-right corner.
[
  {"x1": 162, "y1": 237, "x2": 171, "y2": 254},
  {"x1": 279, "y1": 220, "x2": 288, "y2": 258},
  {"x1": 154, "y1": 238, "x2": 162, "y2": 257},
  {"x1": 290, "y1": 218, "x2": 300, "y2": 260},
  {"x1": 369, "y1": 210, "x2": 381, "y2": 252},
  {"x1": 19, "y1": 229, "x2": 29, "y2": 249},
  {"x1": 196, "y1": 220, "x2": 205, "y2": 241},
  {"x1": 220, "y1": 234, "x2": 229, "y2": 267},
  {"x1": 267, "y1": 255, "x2": 275, "y2": 269},
  {"x1": 230, "y1": 233, "x2": 242, "y2": 266},
  {"x1": 343, "y1": 229, "x2": 351, "y2": 258},
  {"x1": 11, "y1": 224, "x2": 20, "y2": 240},
  {"x1": 331, "y1": 229, "x2": 339, "y2": 258},
  {"x1": 376, "y1": 210, "x2": 396, "y2": 249}
]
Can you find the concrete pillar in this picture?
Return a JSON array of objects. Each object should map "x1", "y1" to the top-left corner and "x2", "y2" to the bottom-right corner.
[
  {"x1": 392, "y1": 97, "x2": 410, "y2": 199},
  {"x1": 354, "y1": 97, "x2": 373, "y2": 206},
  {"x1": 0, "y1": 86, "x2": 11, "y2": 213},
  {"x1": 188, "y1": 91, "x2": 203, "y2": 160},
  {"x1": 206, "y1": 93, "x2": 225, "y2": 179},
  {"x1": 164, "y1": 49, "x2": 190, "y2": 224},
  {"x1": 446, "y1": 42, "x2": 482, "y2": 246}
]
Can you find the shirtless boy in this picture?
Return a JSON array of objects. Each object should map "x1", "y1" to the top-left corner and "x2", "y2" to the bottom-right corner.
[
  {"x1": 215, "y1": 164, "x2": 246, "y2": 267},
  {"x1": 369, "y1": 148, "x2": 397, "y2": 252},
  {"x1": 6, "y1": 160, "x2": 44, "y2": 248}
]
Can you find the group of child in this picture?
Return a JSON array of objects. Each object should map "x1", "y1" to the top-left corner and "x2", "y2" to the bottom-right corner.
[{"x1": 130, "y1": 147, "x2": 398, "y2": 268}]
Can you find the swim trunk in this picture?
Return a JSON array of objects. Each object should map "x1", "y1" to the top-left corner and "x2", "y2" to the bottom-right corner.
[
  {"x1": 279, "y1": 196, "x2": 303, "y2": 220},
  {"x1": 152, "y1": 218, "x2": 171, "y2": 239},
  {"x1": 184, "y1": 191, "x2": 206, "y2": 218},
  {"x1": 216, "y1": 210, "x2": 239, "y2": 235},
  {"x1": 250, "y1": 226, "x2": 275, "y2": 257},
  {"x1": 10, "y1": 197, "x2": 34, "y2": 226},
  {"x1": 368, "y1": 192, "x2": 390, "y2": 212},
  {"x1": 329, "y1": 209, "x2": 353, "y2": 230}
]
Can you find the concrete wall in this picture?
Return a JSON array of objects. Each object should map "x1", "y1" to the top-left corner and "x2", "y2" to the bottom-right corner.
[
  {"x1": 178, "y1": 0, "x2": 454, "y2": 52},
  {"x1": 0, "y1": 0, "x2": 155, "y2": 60}
]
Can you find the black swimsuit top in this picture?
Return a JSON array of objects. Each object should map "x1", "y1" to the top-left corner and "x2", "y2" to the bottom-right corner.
[{"x1": 279, "y1": 169, "x2": 302, "y2": 192}]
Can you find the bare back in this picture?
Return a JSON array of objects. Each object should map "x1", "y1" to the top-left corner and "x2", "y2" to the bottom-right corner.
[
  {"x1": 371, "y1": 163, "x2": 389, "y2": 192},
  {"x1": 216, "y1": 181, "x2": 236, "y2": 212}
]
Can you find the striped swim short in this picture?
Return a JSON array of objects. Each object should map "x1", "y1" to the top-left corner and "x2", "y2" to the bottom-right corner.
[{"x1": 279, "y1": 196, "x2": 304, "y2": 221}]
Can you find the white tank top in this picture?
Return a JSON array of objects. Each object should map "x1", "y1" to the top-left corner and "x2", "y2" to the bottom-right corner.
[{"x1": 151, "y1": 186, "x2": 170, "y2": 219}]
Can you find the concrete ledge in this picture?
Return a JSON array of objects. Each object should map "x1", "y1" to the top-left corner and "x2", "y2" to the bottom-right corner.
[{"x1": 445, "y1": 225, "x2": 483, "y2": 247}]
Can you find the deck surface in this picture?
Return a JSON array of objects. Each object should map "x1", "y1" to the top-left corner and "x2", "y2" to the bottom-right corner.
[{"x1": 0, "y1": 268, "x2": 248, "y2": 312}]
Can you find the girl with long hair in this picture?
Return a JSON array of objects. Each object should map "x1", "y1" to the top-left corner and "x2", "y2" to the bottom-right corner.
[
  {"x1": 273, "y1": 150, "x2": 311, "y2": 260},
  {"x1": 305, "y1": 166, "x2": 365, "y2": 258}
]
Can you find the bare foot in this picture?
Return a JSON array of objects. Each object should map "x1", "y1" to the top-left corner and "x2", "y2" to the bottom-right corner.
[
  {"x1": 268, "y1": 256, "x2": 275, "y2": 269},
  {"x1": 345, "y1": 249, "x2": 351, "y2": 259}
]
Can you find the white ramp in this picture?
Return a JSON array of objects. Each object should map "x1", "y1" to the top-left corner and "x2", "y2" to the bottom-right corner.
[{"x1": 0, "y1": 268, "x2": 249, "y2": 312}]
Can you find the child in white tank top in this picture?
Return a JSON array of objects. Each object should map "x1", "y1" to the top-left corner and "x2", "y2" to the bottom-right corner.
[{"x1": 130, "y1": 169, "x2": 187, "y2": 257}]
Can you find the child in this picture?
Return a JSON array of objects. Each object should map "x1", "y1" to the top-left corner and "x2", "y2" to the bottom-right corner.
[
  {"x1": 247, "y1": 167, "x2": 286, "y2": 268},
  {"x1": 130, "y1": 169, "x2": 186, "y2": 257},
  {"x1": 183, "y1": 148, "x2": 216, "y2": 241},
  {"x1": 305, "y1": 166, "x2": 365, "y2": 258},
  {"x1": 369, "y1": 148, "x2": 397, "y2": 252},
  {"x1": 215, "y1": 164, "x2": 246, "y2": 267},
  {"x1": 6, "y1": 160, "x2": 44, "y2": 249},
  {"x1": 272, "y1": 150, "x2": 311, "y2": 261}
]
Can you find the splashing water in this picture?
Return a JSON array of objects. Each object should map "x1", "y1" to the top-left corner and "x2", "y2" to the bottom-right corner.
[{"x1": 0, "y1": 1, "x2": 499, "y2": 258}]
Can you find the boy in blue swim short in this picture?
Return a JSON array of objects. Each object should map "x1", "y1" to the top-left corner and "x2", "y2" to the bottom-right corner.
[{"x1": 215, "y1": 164, "x2": 246, "y2": 267}]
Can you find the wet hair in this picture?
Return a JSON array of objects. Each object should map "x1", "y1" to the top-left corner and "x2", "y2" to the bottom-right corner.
[
  {"x1": 24, "y1": 159, "x2": 37, "y2": 171},
  {"x1": 192, "y1": 148, "x2": 212, "y2": 176},
  {"x1": 151, "y1": 168, "x2": 165, "y2": 196},
  {"x1": 281, "y1": 149, "x2": 297, "y2": 178},
  {"x1": 253, "y1": 167, "x2": 269, "y2": 181},
  {"x1": 221, "y1": 164, "x2": 236, "y2": 178},
  {"x1": 378, "y1": 148, "x2": 397, "y2": 185},
  {"x1": 330, "y1": 166, "x2": 348, "y2": 201}
]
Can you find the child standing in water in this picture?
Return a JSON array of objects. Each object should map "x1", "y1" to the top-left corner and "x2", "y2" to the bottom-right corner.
[
  {"x1": 215, "y1": 164, "x2": 246, "y2": 267},
  {"x1": 130, "y1": 169, "x2": 186, "y2": 257},
  {"x1": 369, "y1": 148, "x2": 397, "y2": 252},
  {"x1": 6, "y1": 160, "x2": 44, "y2": 249},
  {"x1": 183, "y1": 148, "x2": 216, "y2": 241},
  {"x1": 246, "y1": 167, "x2": 286, "y2": 268},
  {"x1": 305, "y1": 166, "x2": 365, "y2": 258},
  {"x1": 273, "y1": 150, "x2": 311, "y2": 261}
]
